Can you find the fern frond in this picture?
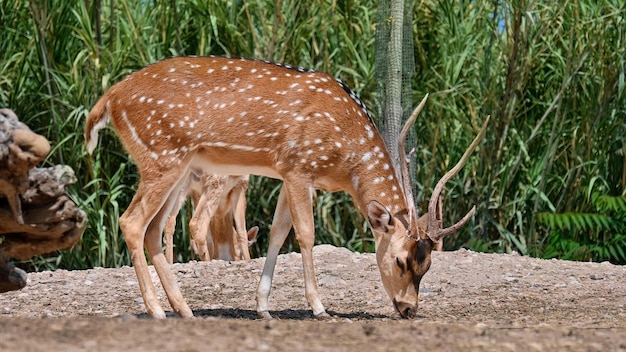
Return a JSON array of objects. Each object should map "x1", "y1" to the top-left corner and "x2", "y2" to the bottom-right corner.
[
  {"x1": 537, "y1": 212, "x2": 617, "y2": 232},
  {"x1": 594, "y1": 194, "x2": 626, "y2": 214}
]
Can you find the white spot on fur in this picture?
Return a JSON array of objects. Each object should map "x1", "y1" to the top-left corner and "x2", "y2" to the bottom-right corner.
[{"x1": 365, "y1": 125, "x2": 375, "y2": 139}]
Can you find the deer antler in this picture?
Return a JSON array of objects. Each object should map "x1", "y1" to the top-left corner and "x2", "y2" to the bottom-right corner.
[
  {"x1": 397, "y1": 94, "x2": 429, "y2": 234},
  {"x1": 426, "y1": 115, "x2": 490, "y2": 243}
]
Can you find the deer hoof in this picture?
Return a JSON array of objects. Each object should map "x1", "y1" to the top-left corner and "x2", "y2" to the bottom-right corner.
[
  {"x1": 257, "y1": 310, "x2": 273, "y2": 320},
  {"x1": 314, "y1": 311, "x2": 332, "y2": 320}
]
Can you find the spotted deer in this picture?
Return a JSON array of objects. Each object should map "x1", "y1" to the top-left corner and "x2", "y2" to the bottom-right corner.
[
  {"x1": 163, "y1": 172, "x2": 258, "y2": 263},
  {"x1": 85, "y1": 56, "x2": 488, "y2": 319}
]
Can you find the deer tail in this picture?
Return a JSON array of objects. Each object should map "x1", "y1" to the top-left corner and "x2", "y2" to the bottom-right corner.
[{"x1": 85, "y1": 98, "x2": 110, "y2": 155}]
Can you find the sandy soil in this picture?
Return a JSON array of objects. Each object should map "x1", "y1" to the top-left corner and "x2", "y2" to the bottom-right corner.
[{"x1": 1, "y1": 245, "x2": 625, "y2": 351}]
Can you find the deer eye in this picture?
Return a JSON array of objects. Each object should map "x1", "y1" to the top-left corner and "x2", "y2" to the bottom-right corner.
[{"x1": 395, "y1": 257, "x2": 406, "y2": 272}]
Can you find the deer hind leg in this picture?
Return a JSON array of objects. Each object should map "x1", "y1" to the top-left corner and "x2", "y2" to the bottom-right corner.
[
  {"x1": 144, "y1": 180, "x2": 194, "y2": 318},
  {"x1": 256, "y1": 185, "x2": 291, "y2": 319},
  {"x1": 119, "y1": 172, "x2": 191, "y2": 319}
]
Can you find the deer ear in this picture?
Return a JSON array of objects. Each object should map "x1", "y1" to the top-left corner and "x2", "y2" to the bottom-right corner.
[
  {"x1": 367, "y1": 201, "x2": 395, "y2": 234},
  {"x1": 247, "y1": 226, "x2": 259, "y2": 245}
]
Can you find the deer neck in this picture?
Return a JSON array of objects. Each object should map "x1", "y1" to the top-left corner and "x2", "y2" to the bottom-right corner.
[{"x1": 346, "y1": 144, "x2": 411, "y2": 229}]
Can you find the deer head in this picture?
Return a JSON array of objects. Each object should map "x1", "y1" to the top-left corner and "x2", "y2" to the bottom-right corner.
[{"x1": 370, "y1": 96, "x2": 489, "y2": 317}]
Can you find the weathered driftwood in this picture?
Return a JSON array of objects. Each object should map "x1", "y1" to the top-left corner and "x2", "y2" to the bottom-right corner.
[
  {"x1": 0, "y1": 108, "x2": 86, "y2": 292},
  {"x1": 0, "y1": 252, "x2": 27, "y2": 293}
]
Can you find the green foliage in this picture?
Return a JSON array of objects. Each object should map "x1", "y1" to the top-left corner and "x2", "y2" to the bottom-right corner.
[
  {"x1": 411, "y1": 0, "x2": 626, "y2": 258},
  {"x1": 538, "y1": 193, "x2": 626, "y2": 263},
  {"x1": 0, "y1": 0, "x2": 624, "y2": 270}
]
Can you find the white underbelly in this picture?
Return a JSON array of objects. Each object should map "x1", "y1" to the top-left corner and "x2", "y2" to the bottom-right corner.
[{"x1": 189, "y1": 156, "x2": 282, "y2": 180}]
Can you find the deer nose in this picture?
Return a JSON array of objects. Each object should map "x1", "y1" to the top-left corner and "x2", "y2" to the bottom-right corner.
[{"x1": 394, "y1": 300, "x2": 417, "y2": 319}]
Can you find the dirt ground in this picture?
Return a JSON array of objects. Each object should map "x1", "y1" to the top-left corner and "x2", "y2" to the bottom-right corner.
[{"x1": 1, "y1": 245, "x2": 625, "y2": 351}]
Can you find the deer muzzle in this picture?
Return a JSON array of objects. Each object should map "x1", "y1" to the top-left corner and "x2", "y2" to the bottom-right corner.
[{"x1": 393, "y1": 299, "x2": 417, "y2": 319}]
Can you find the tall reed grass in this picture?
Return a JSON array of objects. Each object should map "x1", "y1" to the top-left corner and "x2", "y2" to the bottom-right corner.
[{"x1": 0, "y1": 0, "x2": 624, "y2": 268}]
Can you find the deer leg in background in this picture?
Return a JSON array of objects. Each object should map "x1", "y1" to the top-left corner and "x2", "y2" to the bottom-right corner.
[
  {"x1": 188, "y1": 189, "x2": 217, "y2": 261},
  {"x1": 231, "y1": 182, "x2": 257, "y2": 260},
  {"x1": 164, "y1": 177, "x2": 191, "y2": 264}
]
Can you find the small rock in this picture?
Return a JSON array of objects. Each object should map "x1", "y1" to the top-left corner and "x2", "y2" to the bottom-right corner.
[
  {"x1": 318, "y1": 276, "x2": 346, "y2": 287},
  {"x1": 590, "y1": 274, "x2": 604, "y2": 280},
  {"x1": 503, "y1": 274, "x2": 518, "y2": 282}
]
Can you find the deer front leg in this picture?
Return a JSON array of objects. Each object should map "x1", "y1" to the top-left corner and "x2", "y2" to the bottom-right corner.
[
  {"x1": 285, "y1": 181, "x2": 328, "y2": 318},
  {"x1": 256, "y1": 186, "x2": 291, "y2": 319}
]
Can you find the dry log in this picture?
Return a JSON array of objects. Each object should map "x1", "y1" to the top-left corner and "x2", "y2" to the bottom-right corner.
[
  {"x1": 0, "y1": 252, "x2": 27, "y2": 293},
  {"x1": 0, "y1": 109, "x2": 86, "y2": 292}
]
